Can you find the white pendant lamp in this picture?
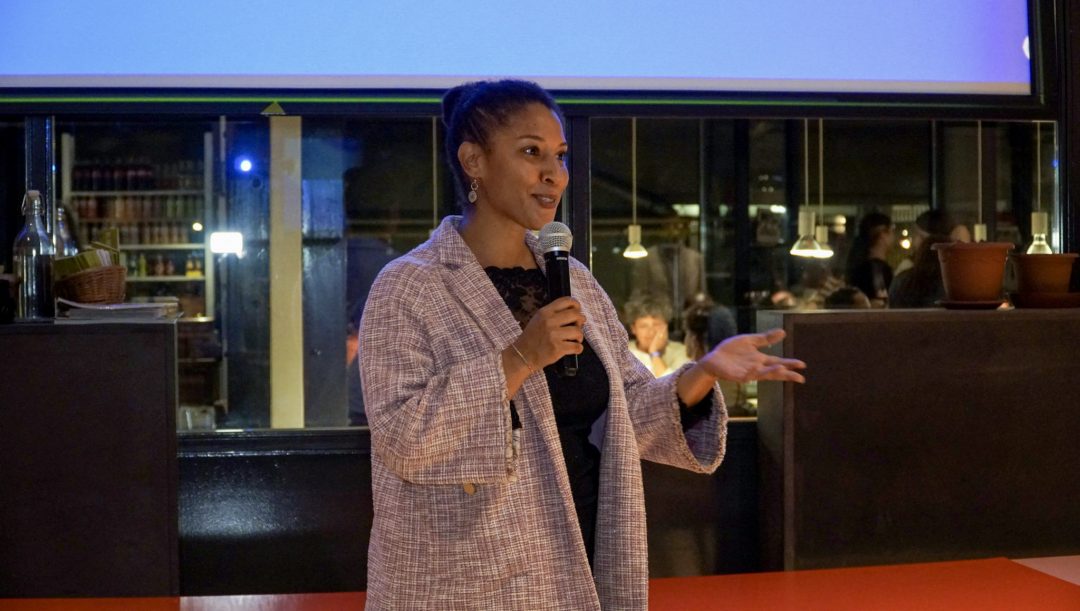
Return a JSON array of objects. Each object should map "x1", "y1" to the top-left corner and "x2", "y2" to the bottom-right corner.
[
  {"x1": 623, "y1": 117, "x2": 648, "y2": 259},
  {"x1": 973, "y1": 120, "x2": 988, "y2": 242},
  {"x1": 1027, "y1": 121, "x2": 1053, "y2": 254},
  {"x1": 790, "y1": 118, "x2": 833, "y2": 259}
]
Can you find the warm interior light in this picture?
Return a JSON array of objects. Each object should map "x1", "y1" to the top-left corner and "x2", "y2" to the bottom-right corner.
[
  {"x1": 623, "y1": 224, "x2": 648, "y2": 259},
  {"x1": 791, "y1": 210, "x2": 830, "y2": 258},
  {"x1": 672, "y1": 203, "x2": 701, "y2": 217},
  {"x1": 1027, "y1": 210, "x2": 1053, "y2": 254},
  {"x1": 814, "y1": 225, "x2": 834, "y2": 258},
  {"x1": 210, "y1": 231, "x2": 244, "y2": 255},
  {"x1": 192, "y1": 221, "x2": 204, "y2": 232}
]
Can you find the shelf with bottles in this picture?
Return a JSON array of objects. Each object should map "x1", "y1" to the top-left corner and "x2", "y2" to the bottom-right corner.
[
  {"x1": 60, "y1": 129, "x2": 216, "y2": 320},
  {"x1": 71, "y1": 193, "x2": 205, "y2": 223},
  {"x1": 77, "y1": 222, "x2": 204, "y2": 249},
  {"x1": 70, "y1": 158, "x2": 204, "y2": 192},
  {"x1": 122, "y1": 250, "x2": 206, "y2": 281}
]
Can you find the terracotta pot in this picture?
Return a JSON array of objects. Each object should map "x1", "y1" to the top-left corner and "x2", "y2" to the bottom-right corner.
[
  {"x1": 932, "y1": 242, "x2": 1013, "y2": 302},
  {"x1": 1010, "y1": 253, "x2": 1078, "y2": 294}
]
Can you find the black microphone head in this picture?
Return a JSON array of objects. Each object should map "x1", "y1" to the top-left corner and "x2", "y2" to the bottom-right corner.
[{"x1": 540, "y1": 221, "x2": 573, "y2": 253}]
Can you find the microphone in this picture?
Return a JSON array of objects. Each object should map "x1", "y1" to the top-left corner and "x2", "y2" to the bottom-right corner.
[{"x1": 539, "y1": 221, "x2": 578, "y2": 377}]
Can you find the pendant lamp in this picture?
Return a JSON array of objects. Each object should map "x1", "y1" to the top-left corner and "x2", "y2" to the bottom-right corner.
[
  {"x1": 973, "y1": 121, "x2": 988, "y2": 242},
  {"x1": 1027, "y1": 121, "x2": 1053, "y2": 254},
  {"x1": 623, "y1": 117, "x2": 648, "y2": 259},
  {"x1": 790, "y1": 119, "x2": 833, "y2": 258}
]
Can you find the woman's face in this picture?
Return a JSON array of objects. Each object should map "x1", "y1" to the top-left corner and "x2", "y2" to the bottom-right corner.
[
  {"x1": 466, "y1": 103, "x2": 569, "y2": 231},
  {"x1": 631, "y1": 315, "x2": 668, "y2": 350}
]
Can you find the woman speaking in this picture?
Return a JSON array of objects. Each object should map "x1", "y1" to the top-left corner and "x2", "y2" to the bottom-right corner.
[{"x1": 359, "y1": 79, "x2": 806, "y2": 610}]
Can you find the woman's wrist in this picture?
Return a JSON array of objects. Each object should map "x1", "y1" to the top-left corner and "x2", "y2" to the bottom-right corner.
[
  {"x1": 649, "y1": 350, "x2": 663, "y2": 359},
  {"x1": 676, "y1": 361, "x2": 719, "y2": 406},
  {"x1": 509, "y1": 341, "x2": 537, "y2": 373}
]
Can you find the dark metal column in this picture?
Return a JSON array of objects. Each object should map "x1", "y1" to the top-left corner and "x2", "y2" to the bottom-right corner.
[
  {"x1": 23, "y1": 116, "x2": 57, "y2": 237},
  {"x1": 733, "y1": 120, "x2": 752, "y2": 332},
  {"x1": 565, "y1": 115, "x2": 592, "y2": 267},
  {"x1": 1061, "y1": 0, "x2": 1080, "y2": 258}
]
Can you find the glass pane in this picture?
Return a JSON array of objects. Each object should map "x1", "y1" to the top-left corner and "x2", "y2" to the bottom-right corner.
[
  {"x1": 55, "y1": 119, "x2": 229, "y2": 428},
  {"x1": 219, "y1": 117, "x2": 271, "y2": 428},
  {"x1": 302, "y1": 116, "x2": 452, "y2": 428},
  {"x1": 590, "y1": 117, "x2": 740, "y2": 391},
  {"x1": 590, "y1": 117, "x2": 704, "y2": 330},
  {"x1": 747, "y1": 120, "x2": 792, "y2": 317}
]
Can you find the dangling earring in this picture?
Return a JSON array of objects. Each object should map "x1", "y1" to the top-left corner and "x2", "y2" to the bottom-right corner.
[{"x1": 468, "y1": 178, "x2": 479, "y2": 204}]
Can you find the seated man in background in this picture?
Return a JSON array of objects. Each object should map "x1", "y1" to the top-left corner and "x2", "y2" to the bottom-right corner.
[{"x1": 624, "y1": 292, "x2": 690, "y2": 377}]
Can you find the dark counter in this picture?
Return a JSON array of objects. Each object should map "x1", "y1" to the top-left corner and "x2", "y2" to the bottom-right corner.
[
  {"x1": 0, "y1": 322, "x2": 179, "y2": 597},
  {"x1": 176, "y1": 420, "x2": 761, "y2": 595},
  {"x1": 757, "y1": 308, "x2": 1080, "y2": 570}
]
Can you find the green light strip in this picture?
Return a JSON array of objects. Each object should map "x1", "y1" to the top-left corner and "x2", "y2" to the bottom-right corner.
[
  {"x1": 557, "y1": 97, "x2": 979, "y2": 109},
  {"x1": 0, "y1": 96, "x2": 441, "y2": 104}
]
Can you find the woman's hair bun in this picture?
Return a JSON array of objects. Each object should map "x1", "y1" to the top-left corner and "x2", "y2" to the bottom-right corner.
[{"x1": 441, "y1": 83, "x2": 474, "y2": 127}]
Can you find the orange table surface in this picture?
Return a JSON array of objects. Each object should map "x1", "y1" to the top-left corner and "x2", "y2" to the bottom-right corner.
[
  {"x1": 649, "y1": 557, "x2": 1080, "y2": 611},
  {"x1": 2, "y1": 558, "x2": 1079, "y2": 610}
]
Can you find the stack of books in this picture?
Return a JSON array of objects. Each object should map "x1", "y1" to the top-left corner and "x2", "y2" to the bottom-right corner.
[{"x1": 56, "y1": 297, "x2": 181, "y2": 323}]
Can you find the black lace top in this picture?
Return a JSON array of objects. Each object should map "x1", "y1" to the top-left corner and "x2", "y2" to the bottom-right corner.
[{"x1": 485, "y1": 266, "x2": 609, "y2": 568}]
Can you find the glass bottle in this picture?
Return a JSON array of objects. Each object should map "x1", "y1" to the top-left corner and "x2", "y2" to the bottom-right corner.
[
  {"x1": 55, "y1": 206, "x2": 80, "y2": 257},
  {"x1": 12, "y1": 190, "x2": 56, "y2": 320}
]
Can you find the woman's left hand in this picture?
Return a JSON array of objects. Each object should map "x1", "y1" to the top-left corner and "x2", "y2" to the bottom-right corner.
[{"x1": 697, "y1": 328, "x2": 806, "y2": 384}]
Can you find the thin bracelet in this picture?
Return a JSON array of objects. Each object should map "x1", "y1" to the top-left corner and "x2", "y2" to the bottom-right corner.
[{"x1": 510, "y1": 343, "x2": 536, "y2": 373}]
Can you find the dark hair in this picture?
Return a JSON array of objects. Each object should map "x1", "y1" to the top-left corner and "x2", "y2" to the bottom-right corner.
[
  {"x1": 824, "y1": 286, "x2": 870, "y2": 309},
  {"x1": 894, "y1": 233, "x2": 951, "y2": 307},
  {"x1": 623, "y1": 292, "x2": 673, "y2": 325},
  {"x1": 915, "y1": 209, "x2": 957, "y2": 237},
  {"x1": 846, "y1": 212, "x2": 892, "y2": 277},
  {"x1": 682, "y1": 298, "x2": 714, "y2": 360},
  {"x1": 441, "y1": 79, "x2": 564, "y2": 208}
]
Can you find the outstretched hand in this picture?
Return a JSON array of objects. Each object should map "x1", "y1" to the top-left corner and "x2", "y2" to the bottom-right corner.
[{"x1": 697, "y1": 328, "x2": 806, "y2": 384}]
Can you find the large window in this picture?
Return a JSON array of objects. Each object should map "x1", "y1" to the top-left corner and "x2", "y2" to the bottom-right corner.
[{"x1": 0, "y1": 114, "x2": 1061, "y2": 430}]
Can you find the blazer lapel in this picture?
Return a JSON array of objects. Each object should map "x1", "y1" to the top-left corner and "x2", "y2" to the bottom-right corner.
[{"x1": 434, "y1": 216, "x2": 522, "y2": 351}]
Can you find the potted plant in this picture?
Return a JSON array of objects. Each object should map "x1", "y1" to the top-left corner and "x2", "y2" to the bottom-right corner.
[{"x1": 932, "y1": 241, "x2": 1013, "y2": 305}]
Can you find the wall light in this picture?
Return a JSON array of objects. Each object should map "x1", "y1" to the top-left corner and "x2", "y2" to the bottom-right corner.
[{"x1": 210, "y1": 231, "x2": 244, "y2": 255}]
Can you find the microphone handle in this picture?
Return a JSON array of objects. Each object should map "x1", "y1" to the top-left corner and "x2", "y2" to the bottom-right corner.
[{"x1": 544, "y1": 249, "x2": 578, "y2": 377}]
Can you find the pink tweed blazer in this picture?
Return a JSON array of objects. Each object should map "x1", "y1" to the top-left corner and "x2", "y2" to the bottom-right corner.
[{"x1": 360, "y1": 216, "x2": 727, "y2": 610}]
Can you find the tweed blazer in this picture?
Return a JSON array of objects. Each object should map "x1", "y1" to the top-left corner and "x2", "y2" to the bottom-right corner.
[{"x1": 359, "y1": 216, "x2": 727, "y2": 610}]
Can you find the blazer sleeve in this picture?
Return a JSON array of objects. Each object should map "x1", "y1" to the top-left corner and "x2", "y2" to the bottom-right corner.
[
  {"x1": 359, "y1": 262, "x2": 516, "y2": 485},
  {"x1": 585, "y1": 271, "x2": 727, "y2": 473}
]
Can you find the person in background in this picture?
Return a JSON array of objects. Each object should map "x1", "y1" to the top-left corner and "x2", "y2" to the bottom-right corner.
[
  {"x1": 344, "y1": 165, "x2": 402, "y2": 426},
  {"x1": 359, "y1": 79, "x2": 807, "y2": 610},
  {"x1": 846, "y1": 212, "x2": 895, "y2": 307},
  {"x1": 683, "y1": 295, "x2": 747, "y2": 414},
  {"x1": 894, "y1": 209, "x2": 964, "y2": 276},
  {"x1": 823, "y1": 286, "x2": 872, "y2": 309},
  {"x1": 793, "y1": 261, "x2": 845, "y2": 310},
  {"x1": 624, "y1": 291, "x2": 690, "y2": 377},
  {"x1": 888, "y1": 209, "x2": 963, "y2": 308}
]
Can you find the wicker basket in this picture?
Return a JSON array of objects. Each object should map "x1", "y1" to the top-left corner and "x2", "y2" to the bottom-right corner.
[{"x1": 55, "y1": 265, "x2": 127, "y2": 304}]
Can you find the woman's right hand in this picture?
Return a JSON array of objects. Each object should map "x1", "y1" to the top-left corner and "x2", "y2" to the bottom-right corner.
[
  {"x1": 513, "y1": 296, "x2": 585, "y2": 369},
  {"x1": 647, "y1": 323, "x2": 668, "y2": 355}
]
